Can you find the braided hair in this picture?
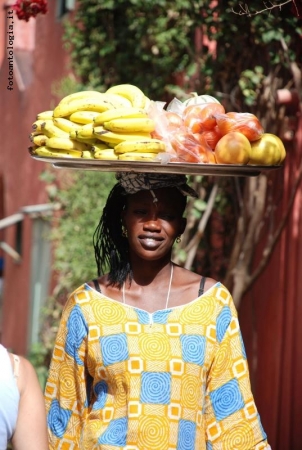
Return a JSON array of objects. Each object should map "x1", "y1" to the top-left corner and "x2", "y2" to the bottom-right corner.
[{"x1": 93, "y1": 183, "x2": 130, "y2": 288}]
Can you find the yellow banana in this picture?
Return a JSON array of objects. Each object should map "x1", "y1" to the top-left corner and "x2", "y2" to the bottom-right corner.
[
  {"x1": 36, "y1": 110, "x2": 54, "y2": 120},
  {"x1": 93, "y1": 149, "x2": 119, "y2": 160},
  {"x1": 73, "y1": 123, "x2": 95, "y2": 139},
  {"x1": 46, "y1": 137, "x2": 88, "y2": 151},
  {"x1": 72, "y1": 137, "x2": 98, "y2": 145},
  {"x1": 32, "y1": 119, "x2": 50, "y2": 132},
  {"x1": 101, "y1": 93, "x2": 132, "y2": 108},
  {"x1": 31, "y1": 134, "x2": 49, "y2": 146},
  {"x1": 91, "y1": 143, "x2": 112, "y2": 152},
  {"x1": 103, "y1": 118, "x2": 155, "y2": 133},
  {"x1": 81, "y1": 150, "x2": 95, "y2": 159},
  {"x1": 93, "y1": 126, "x2": 151, "y2": 145},
  {"x1": 106, "y1": 84, "x2": 146, "y2": 108},
  {"x1": 53, "y1": 96, "x2": 118, "y2": 118},
  {"x1": 31, "y1": 145, "x2": 82, "y2": 158},
  {"x1": 42, "y1": 122, "x2": 69, "y2": 138},
  {"x1": 53, "y1": 117, "x2": 82, "y2": 133},
  {"x1": 94, "y1": 107, "x2": 148, "y2": 125},
  {"x1": 118, "y1": 152, "x2": 159, "y2": 162},
  {"x1": 69, "y1": 111, "x2": 100, "y2": 124},
  {"x1": 58, "y1": 90, "x2": 103, "y2": 105},
  {"x1": 114, "y1": 139, "x2": 166, "y2": 154}
]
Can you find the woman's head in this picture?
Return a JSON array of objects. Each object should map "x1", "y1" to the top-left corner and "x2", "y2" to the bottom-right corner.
[{"x1": 93, "y1": 172, "x2": 197, "y2": 287}]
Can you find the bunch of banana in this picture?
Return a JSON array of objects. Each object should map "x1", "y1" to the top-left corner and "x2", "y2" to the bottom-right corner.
[
  {"x1": 105, "y1": 84, "x2": 148, "y2": 109},
  {"x1": 29, "y1": 84, "x2": 169, "y2": 161}
]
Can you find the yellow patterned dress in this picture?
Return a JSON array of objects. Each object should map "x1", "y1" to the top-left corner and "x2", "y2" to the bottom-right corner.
[{"x1": 45, "y1": 282, "x2": 270, "y2": 450}]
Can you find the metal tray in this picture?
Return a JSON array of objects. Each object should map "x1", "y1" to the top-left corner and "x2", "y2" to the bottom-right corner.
[{"x1": 31, "y1": 156, "x2": 282, "y2": 177}]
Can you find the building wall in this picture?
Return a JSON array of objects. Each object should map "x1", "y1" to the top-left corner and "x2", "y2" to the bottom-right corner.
[
  {"x1": 0, "y1": 0, "x2": 71, "y2": 354},
  {"x1": 239, "y1": 118, "x2": 302, "y2": 449}
]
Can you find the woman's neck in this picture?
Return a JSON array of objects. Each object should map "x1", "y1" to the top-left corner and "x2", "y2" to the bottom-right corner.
[{"x1": 128, "y1": 256, "x2": 173, "y2": 287}]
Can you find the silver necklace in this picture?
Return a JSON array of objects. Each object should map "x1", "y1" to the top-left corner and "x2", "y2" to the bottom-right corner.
[{"x1": 122, "y1": 263, "x2": 174, "y2": 310}]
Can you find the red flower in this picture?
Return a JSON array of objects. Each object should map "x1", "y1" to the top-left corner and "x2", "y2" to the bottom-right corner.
[{"x1": 12, "y1": 0, "x2": 48, "y2": 22}]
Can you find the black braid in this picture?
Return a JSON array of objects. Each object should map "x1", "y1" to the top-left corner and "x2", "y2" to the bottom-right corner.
[{"x1": 93, "y1": 183, "x2": 131, "y2": 288}]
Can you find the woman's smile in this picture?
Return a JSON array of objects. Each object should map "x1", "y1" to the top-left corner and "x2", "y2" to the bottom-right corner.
[{"x1": 138, "y1": 234, "x2": 164, "y2": 249}]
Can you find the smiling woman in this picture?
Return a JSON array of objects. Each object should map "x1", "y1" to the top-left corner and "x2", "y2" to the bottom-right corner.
[{"x1": 45, "y1": 172, "x2": 271, "y2": 450}]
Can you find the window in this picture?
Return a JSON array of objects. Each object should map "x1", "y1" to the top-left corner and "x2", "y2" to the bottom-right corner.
[{"x1": 56, "y1": 0, "x2": 75, "y2": 19}]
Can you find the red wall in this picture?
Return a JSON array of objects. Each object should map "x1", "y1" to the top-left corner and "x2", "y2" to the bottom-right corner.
[
  {"x1": 0, "y1": 0, "x2": 70, "y2": 354},
  {"x1": 239, "y1": 119, "x2": 302, "y2": 449}
]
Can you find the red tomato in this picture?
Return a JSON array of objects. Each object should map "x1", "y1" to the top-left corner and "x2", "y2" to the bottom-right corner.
[
  {"x1": 184, "y1": 103, "x2": 225, "y2": 132},
  {"x1": 170, "y1": 132, "x2": 201, "y2": 163},
  {"x1": 215, "y1": 112, "x2": 264, "y2": 141},
  {"x1": 197, "y1": 126, "x2": 222, "y2": 150}
]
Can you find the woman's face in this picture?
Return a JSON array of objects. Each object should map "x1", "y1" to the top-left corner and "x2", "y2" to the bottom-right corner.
[{"x1": 122, "y1": 187, "x2": 186, "y2": 262}]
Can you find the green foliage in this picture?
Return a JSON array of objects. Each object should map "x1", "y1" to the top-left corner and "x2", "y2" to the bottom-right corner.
[
  {"x1": 47, "y1": 170, "x2": 116, "y2": 294},
  {"x1": 62, "y1": 0, "x2": 300, "y2": 111}
]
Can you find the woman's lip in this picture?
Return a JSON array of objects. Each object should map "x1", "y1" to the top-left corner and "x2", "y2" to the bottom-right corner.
[
  {"x1": 139, "y1": 235, "x2": 163, "y2": 241},
  {"x1": 138, "y1": 236, "x2": 164, "y2": 248}
]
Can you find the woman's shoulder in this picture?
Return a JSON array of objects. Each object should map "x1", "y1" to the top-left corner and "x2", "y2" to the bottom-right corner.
[{"x1": 176, "y1": 265, "x2": 217, "y2": 291}]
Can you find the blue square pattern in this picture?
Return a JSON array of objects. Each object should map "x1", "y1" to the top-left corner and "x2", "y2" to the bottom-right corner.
[
  {"x1": 48, "y1": 399, "x2": 72, "y2": 438},
  {"x1": 180, "y1": 334, "x2": 206, "y2": 366},
  {"x1": 210, "y1": 378, "x2": 245, "y2": 421},
  {"x1": 98, "y1": 417, "x2": 128, "y2": 446},
  {"x1": 100, "y1": 333, "x2": 129, "y2": 367},
  {"x1": 177, "y1": 419, "x2": 196, "y2": 450},
  {"x1": 140, "y1": 372, "x2": 171, "y2": 404}
]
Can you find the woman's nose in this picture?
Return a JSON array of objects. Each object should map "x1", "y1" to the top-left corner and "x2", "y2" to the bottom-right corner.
[{"x1": 143, "y1": 214, "x2": 161, "y2": 230}]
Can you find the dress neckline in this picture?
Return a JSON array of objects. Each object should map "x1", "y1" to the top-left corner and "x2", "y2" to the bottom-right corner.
[{"x1": 84, "y1": 281, "x2": 220, "y2": 315}]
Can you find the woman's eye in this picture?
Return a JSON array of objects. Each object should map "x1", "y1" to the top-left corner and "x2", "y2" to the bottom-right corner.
[{"x1": 160, "y1": 213, "x2": 174, "y2": 220}]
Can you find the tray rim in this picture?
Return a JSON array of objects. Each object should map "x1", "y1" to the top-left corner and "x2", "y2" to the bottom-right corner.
[{"x1": 31, "y1": 155, "x2": 283, "y2": 177}]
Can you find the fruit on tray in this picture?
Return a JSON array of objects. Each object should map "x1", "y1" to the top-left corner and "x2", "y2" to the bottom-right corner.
[
  {"x1": 29, "y1": 85, "x2": 166, "y2": 161},
  {"x1": 29, "y1": 86, "x2": 286, "y2": 166},
  {"x1": 215, "y1": 132, "x2": 251, "y2": 165},
  {"x1": 149, "y1": 93, "x2": 286, "y2": 165},
  {"x1": 248, "y1": 133, "x2": 286, "y2": 165}
]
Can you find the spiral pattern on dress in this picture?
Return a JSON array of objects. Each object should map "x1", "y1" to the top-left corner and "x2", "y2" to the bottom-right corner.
[
  {"x1": 210, "y1": 379, "x2": 245, "y2": 421},
  {"x1": 60, "y1": 365, "x2": 76, "y2": 398},
  {"x1": 180, "y1": 297, "x2": 215, "y2": 325},
  {"x1": 223, "y1": 422, "x2": 254, "y2": 448},
  {"x1": 181, "y1": 374, "x2": 200, "y2": 409},
  {"x1": 180, "y1": 334, "x2": 206, "y2": 366},
  {"x1": 138, "y1": 416, "x2": 169, "y2": 449},
  {"x1": 100, "y1": 333, "x2": 129, "y2": 366},
  {"x1": 98, "y1": 417, "x2": 128, "y2": 446},
  {"x1": 211, "y1": 340, "x2": 232, "y2": 377},
  {"x1": 139, "y1": 333, "x2": 171, "y2": 360},
  {"x1": 93, "y1": 380, "x2": 108, "y2": 410},
  {"x1": 93, "y1": 300, "x2": 127, "y2": 325},
  {"x1": 177, "y1": 419, "x2": 196, "y2": 450},
  {"x1": 140, "y1": 372, "x2": 171, "y2": 404},
  {"x1": 216, "y1": 306, "x2": 232, "y2": 343},
  {"x1": 48, "y1": 399, "x2": 72, "y2": 438},
  {"x1": 65, "y1": 305, "x2": 88, "y2": 365}
]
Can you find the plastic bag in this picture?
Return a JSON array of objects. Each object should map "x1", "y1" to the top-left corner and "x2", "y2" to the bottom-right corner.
[
  {"x1": 214, "y1": 112, "x2": 264, "y2": 141},
  {"x1": 148, "y1": 99, "x2": 215, "y2": 164}
]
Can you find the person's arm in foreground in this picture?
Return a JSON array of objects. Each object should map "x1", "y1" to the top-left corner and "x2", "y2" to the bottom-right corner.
[
  {"x1": 11, "y1": 356, "x2": 48, "y2": 450},
  {"x1": 204, "y1": 287, "x2": 271, "y2": 449}
]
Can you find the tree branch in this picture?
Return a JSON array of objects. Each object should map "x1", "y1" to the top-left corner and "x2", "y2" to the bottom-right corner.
[
  {"x1": 184, "y1": 183, "x2": 219, "y2": 269},
  {"x1": 232, "y1": 0, "x2": 293, "y2": 16}
]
